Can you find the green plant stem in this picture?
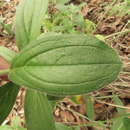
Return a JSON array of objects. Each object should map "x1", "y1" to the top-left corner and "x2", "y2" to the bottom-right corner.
[
  {"x1": 105, "y1": 29, "x2": 130, "y2": 39},
  {"x1": 0, "y1": 69, "x2": 10, "y2": 76}
]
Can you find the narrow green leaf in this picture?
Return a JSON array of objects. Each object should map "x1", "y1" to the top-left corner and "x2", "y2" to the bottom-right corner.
[
  {"x1": 24, "y1": 90, "x2": 56, "y2": 130},
  {"x1": 84, "y1": 95, "x2": 95, "y2": 120},
  {"x1": 0, "y1": 82, "x2": 19, "y2": 124},
  {"x1": 9, "y1": 34, "x2": 122, "y2": 96},
  {"x1": 55, "y1": 123, "x2": 73, "y2": 130},
  {"x1": 0, "y1": 46, "x2": 16, "y2": 63},
  {"x1": 113, "y1": 95, "x2": 124, "y2": 113},
  {"x1": 15, "y1": 0, "x2": 48, "y2": 49}
]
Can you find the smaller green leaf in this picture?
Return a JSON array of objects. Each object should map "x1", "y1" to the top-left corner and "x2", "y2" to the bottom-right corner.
[
  {"x1": 55, "y1": 123, "x2": 73, "y2": 130},
  {"x1": 24, "y1": 90, "x2": 56, "y2": 130},
  {"x1": 0, "y1": 82, "x2": 19, "y2": 124},
  {"x1": 0, "y1": 46, "x2": 16, "y2": 63},
  {"x1": 84, "y1": 95, "x2": 95, "y2": 120},
  {"x1": 15, "y1": 0, "x2": 48, "y2": 50}
]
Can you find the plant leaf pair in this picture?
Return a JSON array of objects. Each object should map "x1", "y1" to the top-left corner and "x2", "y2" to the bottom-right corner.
[
  {"x1": 15, "y1": 0, "x2": 58, "y2": 130},
  {"x1": 15, "y1": 0, "x2": 48, "y2": 50}
]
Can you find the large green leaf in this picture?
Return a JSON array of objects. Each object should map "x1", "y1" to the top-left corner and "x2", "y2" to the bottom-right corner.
[
  {"x1": 24, "y1": 89, "x2": 56, "y2": 130},
  {"x1": 0, "y1": 82, "x2": 19, "y2": 124},
  {"x1": 15, "y1": 0, "x2": 48, "y2": 49},
  {"x1": 0, "y1": 46, "x2": 16, "y2": 63},
  {"x1": 9, "y1": 34, "x2": 122, "y2": 96}
]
